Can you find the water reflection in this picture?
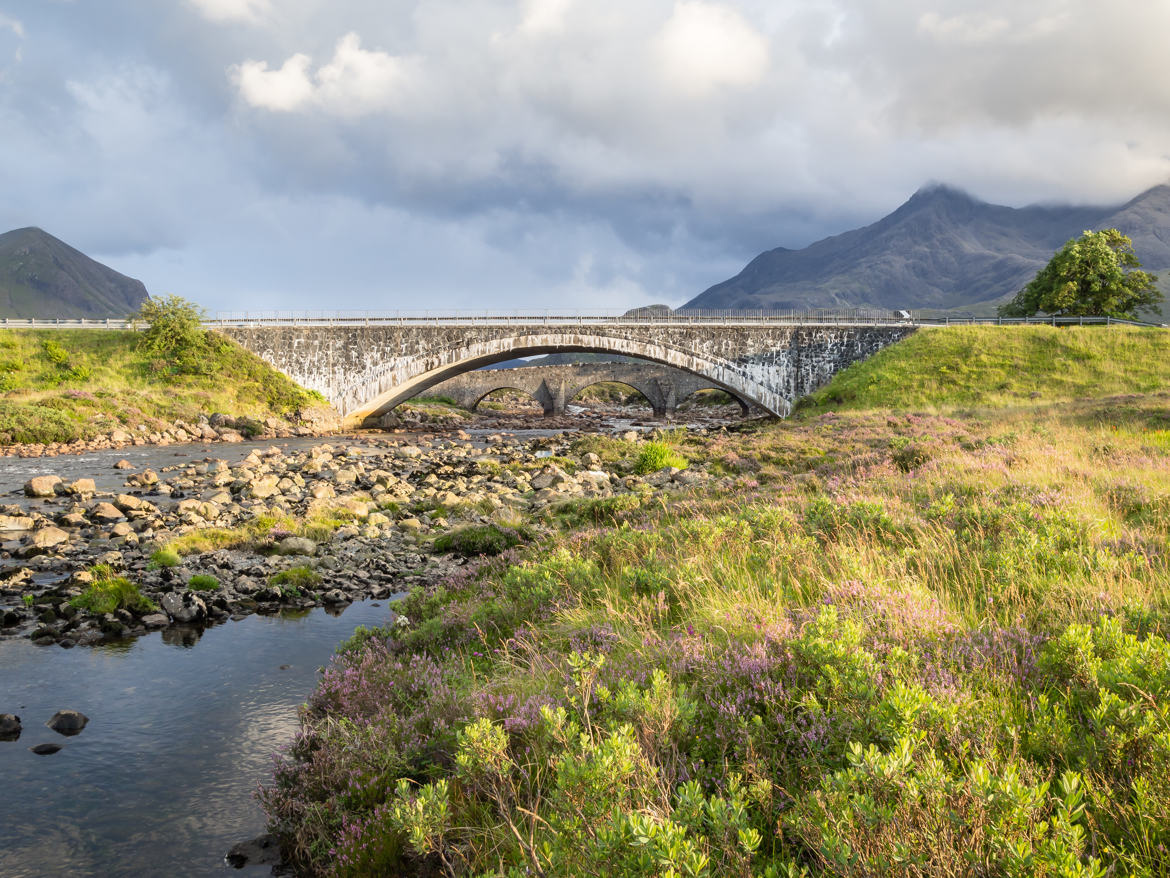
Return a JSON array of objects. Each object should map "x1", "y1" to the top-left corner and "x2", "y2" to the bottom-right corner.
[{"x1": 0, "y1": 599, "x2": 396, "y2": 878}]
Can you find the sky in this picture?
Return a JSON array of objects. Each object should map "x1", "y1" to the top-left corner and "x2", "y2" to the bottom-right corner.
[{"x1": 2, "y1": 0, "x2": 1169, "y2": 315}]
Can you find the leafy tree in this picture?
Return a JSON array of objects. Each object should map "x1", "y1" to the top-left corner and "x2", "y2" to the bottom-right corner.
[
  {"x1": 132, "y1": 295, "x2": 222, "y2": 375},
  {"x1": 998, "y1": 229, "x2": 1162, "y2": 319}
]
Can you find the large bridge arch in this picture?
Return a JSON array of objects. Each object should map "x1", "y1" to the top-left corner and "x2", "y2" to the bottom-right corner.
[{"x1": 343, "y1": 332, "x2": 784, "y2": 423}]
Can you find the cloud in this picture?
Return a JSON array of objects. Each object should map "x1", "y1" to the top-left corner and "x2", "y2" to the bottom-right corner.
[
  {"x1": 234, "y1": 53, "x2": 314, "y2": 111},
  {"x1": 653, "y1": 2, "x2": 769, "y2": 98},
  {"x1": 0, "y1": 13, "x2": 24, "y2": 38},
  {"x1": 187, "y1": 0, "x2": 271, "y2": 24},
  {"x1": 233, "y1": 33, "x2": 411, "y2": 115}
]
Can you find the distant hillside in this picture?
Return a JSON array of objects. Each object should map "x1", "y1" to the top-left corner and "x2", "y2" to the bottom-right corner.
[
  {"x1": 685, "y1": 183, "x2": 1170, "y2": 317},
  {"x1": 0, "y1": 227, "x2": 150, "y2": 319}
]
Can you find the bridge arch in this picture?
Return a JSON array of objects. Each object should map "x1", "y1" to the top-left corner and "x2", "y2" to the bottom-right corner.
[
  {"x1": 677, "y1": 386, "x2": 751, "y2": 416},
  {"x1": 468, "y1": 386, "x2": 544, "y2": 413},
  {"x1": 343, "y1": 331, "x2": 784, "y2": 424},
  {"x1": 566, "y1": 380, "x2": 657, "y2": 413}
]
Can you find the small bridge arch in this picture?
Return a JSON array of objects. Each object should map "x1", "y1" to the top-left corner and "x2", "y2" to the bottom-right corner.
[{"x1": 428, "y1": 361, "x2": 741, "y2": 418}]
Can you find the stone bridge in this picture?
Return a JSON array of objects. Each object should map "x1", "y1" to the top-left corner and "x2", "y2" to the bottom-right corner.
[
  {"x1": 215, "y1": 318, "x2": 917, "y2": 425},
  {"x1": 426, "y1": 362, "x2": 746, "y2": 417}
]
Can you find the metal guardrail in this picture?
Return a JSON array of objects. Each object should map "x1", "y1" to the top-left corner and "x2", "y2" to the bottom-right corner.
[{"x1": 0, "y1": 312, "x2": 1165, "y2": 329}]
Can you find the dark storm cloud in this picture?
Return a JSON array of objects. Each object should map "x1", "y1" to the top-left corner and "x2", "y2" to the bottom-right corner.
[{"x1": 1, "y1": 0, "x2": 1168, "y2": 311}]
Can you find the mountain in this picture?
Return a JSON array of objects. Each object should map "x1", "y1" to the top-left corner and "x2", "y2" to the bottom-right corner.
[
  {"x1": 684, "y1": 183, "x2": 1170, "y2": 316},
  {"x1": 0, "y1": 227, "x2": 150, "y2": 319}
]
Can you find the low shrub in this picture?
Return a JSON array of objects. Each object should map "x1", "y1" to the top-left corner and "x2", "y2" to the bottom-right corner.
[
  {"x1": 432, "y1": 524, "x2": 533, "y2": 558},
  {"x1": 633, "y1": 440, "x2": 688, "y2": 474},
  {"x1": 269, "y1": 566, "x2": 322, "y2": 592},
  {"x1": 148, "y1": 547, "x2": 181, "y2": 569}
]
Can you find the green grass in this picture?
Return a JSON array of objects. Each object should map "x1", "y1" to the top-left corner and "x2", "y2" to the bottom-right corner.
[
  {"x1": 269, "y1": 566, "x2": 322, "y2": 590},
  {"x1": 70, "y1": 567, "x2": 157, "y2": 615},
  {"x1": 632, "y1": 440, "x2": 688, "y2": 474},
  {"x1": 0, "y1": 329, "x2": 322, "y2": 445},
  {"x1": 147, "y1": 547, "x2": 181, "y2": 569},
  {"x1": 187, "y1": 574, "x2": 220, "y2": 591},
  {"x1": 796, "y1": 325, "x2": 1170, "y2": 414}
]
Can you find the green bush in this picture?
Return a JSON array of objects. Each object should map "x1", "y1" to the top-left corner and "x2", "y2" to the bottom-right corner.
[
  {"x1": 188, "y1": 574, "x2": 220, "y2": 591},
  {"x1": 432, "y1": 524, "x2": 533, "y2": 558},
  {"x1": 269, "y1": 566, "x2": 322, "y2": 591},
  {"x1": 148, "y1": 547, "x2": 181, "y2": 569},
  {"x1": 70, "y1": 570, "x2": 156, "y2": 615},
  {"x1": 633, "y1": 440, "x2": 688, "y2": 474}
]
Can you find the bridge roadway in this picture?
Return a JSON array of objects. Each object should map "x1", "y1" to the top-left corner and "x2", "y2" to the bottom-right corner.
[
  {"x1": 216, "y1": 314, "x2": 918, "y2": 423},
  {"x1": 425, "y1": 362, "x2": 748, "y2": 417}
]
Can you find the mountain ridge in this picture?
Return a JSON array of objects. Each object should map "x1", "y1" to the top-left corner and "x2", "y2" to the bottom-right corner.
[
  {"x1": 684, "y1": 183, "x2": 1170, "y2": 315},
  {"x1": 0, "y1": 227, "x2": 150, "y2": 319}
]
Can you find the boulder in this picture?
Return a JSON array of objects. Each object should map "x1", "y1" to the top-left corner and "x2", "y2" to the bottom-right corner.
[
  {"x1": 24, "y1": 475, "x2": 62, "y2": 498},
  {"x1": 0, "y1": 713, "x2": 20, "y2": 740},
  {"x1": 0, "y1": 514, "x2": 35, "y2": 531},
  {"x1": 28, "y1": 526, "x2": 70, "y2": 550},
  {"x1": 109, "y1": 429, "x2": 132, "y2": 444},
  {"x1": 65, "y1": 478, "x2": 96, "y2": 496},
  {"x1": 89, "y1": 502, "x2": 125, "y2": 523},
  {"x1": 46, "y1": 709, "x2": 89, "y2": 735},
  {"x1": 113, "y1": 459, "x2": 135, "y2": 469},
  {"x1": 29, "y1": 742, "x2": 62, "y2": 755},
  {"x1": 275, "y1": 536, "x2": 316, "y2": 556},
  {"x1": 161, "y1": 591, "x2": 207, "y2": 624}
]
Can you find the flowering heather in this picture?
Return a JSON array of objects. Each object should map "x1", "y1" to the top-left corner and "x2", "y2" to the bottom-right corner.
[{"x1": 264, "y1": 392, "x2": 1170, "y2": 877}]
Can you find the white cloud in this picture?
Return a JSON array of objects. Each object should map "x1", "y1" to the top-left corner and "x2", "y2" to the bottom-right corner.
[
  {"x1": 234, "y1": 53, "x2": 314, "y2": 111},
  {"x1": 653, "y1": 2, "x2": 769, "y2": 98},
  {"x1": 233, "y1": 33, "x2": 410, "y2": 115},
  {"x1": 187, "y1": 0, "x2": 271, "y2": 24},
  {"x1": 0, "y1": 13, "x2": 24, "y2": 38}
]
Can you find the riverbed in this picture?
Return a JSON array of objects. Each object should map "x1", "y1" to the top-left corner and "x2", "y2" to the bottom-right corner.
[{"x1": 0, "y1": 598, "x2": 395, "y2": 877}]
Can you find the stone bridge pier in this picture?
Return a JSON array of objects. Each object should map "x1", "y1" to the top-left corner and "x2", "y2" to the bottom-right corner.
[
  {"x1": 216, "y1": 321, "x2": 917, "y2": 425},
  {"x1": 427, "y1": 362, "x2": 744, "y2": 417}
]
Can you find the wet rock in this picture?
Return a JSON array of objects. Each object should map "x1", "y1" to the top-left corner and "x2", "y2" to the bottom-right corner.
[
  {"x1": 25, "y1": 475, "x2": 62, "y2": 498},
  {"x1": 0, "y1": 713, "x2": 20, "y2": 740},
  {"x1": 141, "y1": 612, "x2": 169, "y2": 629},
  {"x1": 30, "y1": 742, "x2": 61, "y2": 755},
  {"x1": 321, "y1": 589, "x2": 349, "y2": 605},
  {"x1": 110, "y1": 430, "x2": 133, "y2": 444},
  {"x1": 161, "y1": 591, "x2": 207, "y2": 624},
  {"x1": 46, "y1": 709, "x2": 89, "y2": 735},
  {"x1": 225, "y1": 833, "x2": 283, "y2": 869}
]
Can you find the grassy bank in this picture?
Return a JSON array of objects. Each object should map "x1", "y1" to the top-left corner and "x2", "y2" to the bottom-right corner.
[
  {"x1": 263, "y1": 391, "x2": 1170, "y2": 876},
  {"x1": 0, "y1": 329, "x2": 321, "y2": 444},
  {"x1": 798, "y1": 325, "x2": 1170, "y2": 414}
]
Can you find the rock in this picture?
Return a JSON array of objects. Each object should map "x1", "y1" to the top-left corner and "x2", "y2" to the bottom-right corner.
[
  {"x1": 0, "y1": 513, "x2": 35, "y2": 531},
  {"x1": 110, "y1": 429, "x2": 132, "y2": 443},
  {"x1": 161, "y1": 591, "x2": 207, "y2": 624},
  {"x1": 398, "y1": 445, "x2": 423, "y2": 459},
  {"x1": 244, "y1": 475, "x2": 281, "y2": 499},
  {"x1": 399, "y1": 517, "x2": 424, "y2": 532},
  {"x1": 321, "y1": 589, "x2": 349, "y2": 604},
  {"x1": 275, "y1": 536, "x2": 316, "y2": 556},
  {"x1": 65, "y1": 478, "x2": 96, "y2": 496},
  {"x1": 28, "y1": 526, "x2": 70, "y2": 550},
  {"x1": 0, "y1": 713, "x2": 20, "y2": 740},
  {"x1": 225, "y1": 833, "x2": 283, "y2": 869},
  {"x1": 113, "y1": 459, "x2": 135, "y2": 469},
  {"x1": 89, "y1": 502, "x2": 125, "y2": 523},
  {"x1": 29, "y1": 742, "x2": 62, "y2": 755},
  {"x1": 25, "y1": 475, "x2": 62, "y2": 497},
  {"x1": 141, "y1": 613, "x2": 169, "y2": 629},
  {"x1": 46, "y1": 709, "x2": 89, "y2": 735}
]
